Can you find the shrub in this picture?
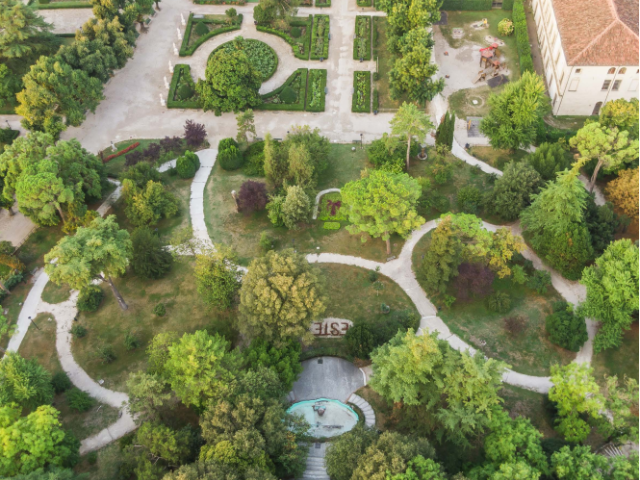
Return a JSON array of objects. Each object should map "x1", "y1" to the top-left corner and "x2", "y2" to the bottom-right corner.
[
  {"x1": 124, "y1": 331, "x2": 140, "y2": 351},
  {"x1": 177, "y1": 83, "x2": 195, "y2": 101},
  {"x1": 70, "y1": 324, "x2": 87, "y2": 338},
  {"x1": 77, "y1": 285, "x2": 104, "y2": 312},
  {"x1": 498, "y1": 18, "x2": 514, "y2": 36},
  {"x1": 259, "y1": 231, "x2": 273, "y2": 252},
  {"x1": 97, "y1": 345, "x2": 116, "y2": 364},
  {"x1": 291, "y1": 27, "x2": 301, "y2": 38},
  {"x1": 131, "y1": 227, "x2": 173, "y2": 279},
  {"x1": 545, "y1": 301, "x2": 588, "y2": 352},
  {"x1": 281, "y1": 185, "x2": 311, "y2": 229},
  {"x1": 238, "y1": 180, "x2": 268, "y2": 212},
  {"x1": 184, "y1": 119, "x2": 207, "y2": 148},
  {"x1": 345, "y1": 323, "x2": 376, "y2": 359},
  {"x1": 280, "y1": 86, "x2": 297, "y2": 104},
  {"x1": 485, "y1": 291, "x2": 511, "y2": 313},
  {"x1": 160, "y1": 136, "x2": 183, "y2": 153},
  {"x1": 456, "y1": 186, "x2": 482, "y2": 214},
  {"x1": 51, "y1": 371, "x2": 72, "y2": 394},
  {"x1": 527, "y1": 270, "x2": 551, "y2": 294},
  {"x1": 217, "y1": 138, "x2": 243, "y2": 170},
  {"x1": 243, "y1": 140, "x2": 265, "y2": 176},
  {"x1": 323, "y1": 221, "x2": 340, "y2": 230},
  {"x1": 143, "y1": 143, "x2": 161, "y2": 162},
  {"x1": 0, "y1": 241, "x2": 14, "y2": 255},
  {"x1": 503, "y1": 315, "x2": 526, "y2": 336},
  {"x1": 194, "y1": 21, "x2": 209, "y2": 36},
  {"x1": 454, "y1": 262, "x2": 495, "y2": 302},
  {"x1": 154, "y1": 303, "x2": 166, "y2": 316},
  {"x1": 176, "y1": 151, "x2": 200, "y2": 178},
  {"x1": 124, "y1": 150, "x2": 143, "y2": 167},
  {"x1": 67, "y1": 388, "x2": 95, "y2": 412},
  {"x1": 87, "y1": 452, "x2": 98, "y2": 465}
]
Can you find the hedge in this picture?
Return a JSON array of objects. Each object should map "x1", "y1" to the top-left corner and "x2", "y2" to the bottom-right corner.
[
  {"x1": 323, "y1": 222, "x2": 340, "y2": 230},
  {"x1": 440, "y1": 0, "x2": 492, "y2": 10},
  {"x1": 353, "y1": 16, "x2": 372, "y2": 61},
  {"x1": 305, "y1": 69, "x2": 327, "y2": 112},
  {"x1": 513, "y1": 0, "x2": 534, "y2": 74},
  {"x1": 257, "y1": 16, "x2": 311, "y2": 60},
  {"x1": 356, "y1": 0, "x2": 372, "y2": 5},
  {"x1": 193, "y1": 0, "x2": 247, "y2": 4},
  {"x1": 315, "y1": 0, "x2": 331, "y2": 6},
  {"x1": 502, "y1": 0, "x2": 514, "y2": 9},
  {"x1": 167, "y1": 65, "x2": 201, "y2": 109},
  {"x1": 103, "y1": 142, "x2": 140, "y2": 164},
  {"x1": 32, "y1": 0, "x2": 91, "y2": 9},
  {"x1": 352, "y1": 71, "x2": 371, "y2": 113},
  {"x1": 179, "y1": 14, "x2": 243, "y2": 56},
  {"x1": 310, "y1": 15, "x2": 330, "y2": 60},
  {"x1": 256, "y1": 68, "x2": 309, "y2": 111}
]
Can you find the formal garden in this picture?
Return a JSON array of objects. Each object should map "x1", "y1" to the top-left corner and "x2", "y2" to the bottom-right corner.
[{"x1": 0, "y1": 0, "x2": 638, "y2": 478}]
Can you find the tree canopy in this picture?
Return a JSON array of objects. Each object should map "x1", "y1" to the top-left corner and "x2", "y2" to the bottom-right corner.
[
  {"x1": 605, "y1": 167, "x2": 638, "y2": 222},
  {"x1": 0, "y1": 352, "x2": 54, "y2": 410},
  {"x1": 390, "y1": 102, "x2": 434, "y2": 169}
]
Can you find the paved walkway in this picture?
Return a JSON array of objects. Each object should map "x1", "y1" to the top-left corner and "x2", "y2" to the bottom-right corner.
[{"x1": 290, "y1": 357, "x2": 366, "y2": 403}]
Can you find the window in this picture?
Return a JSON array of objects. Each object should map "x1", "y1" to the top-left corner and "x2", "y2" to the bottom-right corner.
[
  {"x1": 568, "y1": 78, "x2": 579, "y2": 91},
  {"x1": 607, "y1": 67, "x2": 615, "y2": 74},
  {"x1": 602, "y1": 80, "x2": 611, "y2": 90},
  {"x1": 612, "y1": 80, "x2": 622, "y2": 91},
  {"x1": 619, "y1": 67, "x2": 627, "y2": 74},
  {"x1": 575, "y1": 68, "x2": 582, "y2": 74}
]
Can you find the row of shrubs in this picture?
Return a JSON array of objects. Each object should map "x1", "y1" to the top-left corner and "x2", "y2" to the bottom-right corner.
[
  {"x1": 167, "y1": 65, "x2": 200, "y2": 109},
  {"x1": 352, "y1": 71, "x2": 371, "y2": 113},
  {"x1": 179, "y1": 13, "x2": 243, "y2": 56},
  {"x1": 310, "y1": 14, "x2": 330, "y2": 60},
  {"x1": 32, "y1": 0, "x2": 91, "y2": 9},
  {"x1": 513, "y1": 0, "x2": 534, "y2": 74},
  {"x1": 353, "y1": 16, "x2": 372, "y2": 61},
  {"x1": 440, "y1": 0, "x2": 492, "y2": 9},
  {"x1": 315, "y1": 0, "x2": 331, "y2": 6},
  {"x1": 256, "y1": 16, "x2": 312, "y2": 60}
]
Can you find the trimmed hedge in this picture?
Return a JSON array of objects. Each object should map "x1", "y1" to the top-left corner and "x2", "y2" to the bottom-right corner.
[
  {"x1": 257, "y1": 68, "x2": 309, "y2": 111},
  {"x1": 305, "y1": 69, "x2": 327, "y2": 112},
  {"x1": 353, "y1": 16, "x2": 372, "y2": 61},
  {"x1": 310, "y1": 15, "x2": 330, "y2": 60},
  {"x1": 352, "y1": 71, "x2": 371, "y2": 113},
  {"x1": 193, "y1": 0, "x2": 246, "y2": 4},
  {"x1": 103, "y1": 142, "x2": 140, "y2": 163},
  {"x1": 167, "y1": 65, "x2": 200, "y2": 109},
  {"x1": 257, "y1": 15, "x2": 312, "y2": 60},
  {"x1": 513, "y1": 0, "x2": 534, "y2": 74},
  {"x1": 440, "y1": 0, "x2": 492, "y2": 9},
  {"x1": 179, "y1": 14, "x2": 243, "y2": 56},
  {"x1": 356, "y1": 0, "x2": 372, "y2": 5},
  {"x1": 32, "y1": 0, "x2": 91, "y2": 9},
  {"x1": 316, "y1": 0, "x2": 331, "y2": 6}
]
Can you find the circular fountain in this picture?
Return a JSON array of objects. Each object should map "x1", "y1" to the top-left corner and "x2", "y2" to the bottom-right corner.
[{"x1": 287, "y1": 398, "x2": 359, "y2": 438}]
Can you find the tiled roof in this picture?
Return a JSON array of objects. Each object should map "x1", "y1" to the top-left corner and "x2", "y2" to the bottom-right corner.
[{"x1": 550, "y1": 0, "x2": 639, "y2": 66}]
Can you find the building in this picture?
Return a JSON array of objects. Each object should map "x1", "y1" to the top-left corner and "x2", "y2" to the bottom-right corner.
[{"x1": 531, "y1": 0, "x2": 639, "y2": 116}]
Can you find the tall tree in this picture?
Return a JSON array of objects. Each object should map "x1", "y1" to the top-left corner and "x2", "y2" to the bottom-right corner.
[
  {"x1": 125, "y1": 371, "x2": 171, "y2": 423},
  {"x1": 236, "y1": 109, "x2": 256, "y2": 144},
  {"x1": 580, "y1": 239, "x2": 639, "y2": 352},
  {"x1": 121, "y1": 179, "x2": 179, "y2": 227},
  {"x1": 130, "y1": 227, "x2": 172, "y2": 280},
  {"x1": 605, "y1": 167, "x2": 639, "y2": 222},
  {"x1": 378, "y1": 0, "x2": 440, "y2": 35},
  {"x1": 325, "y1": 425, "x2": 378, "y2": 480},
  {"x1": 238, "y1": 249, "x2": 326, "y2": 346},
  {"x1": 0, "y1": 131, "x2": 52, "y2": 202},
  {"x1": 15, "y1": 172, "x2": 74, "y2": 226},
  {"x1": 569, "y1": 122, "x2": 638, "y2": 192},
  {"x1": 526, "y1": 141, "x2": 571, "y2": 181},
  {"x1": 390, "y1": 101, "x2": 434, "y2": 170},
  {"x1": 480, "y1": 72, "x2": 547, "y2": 151},
  {"x1": 263, "y1": 134, "x2": 288, "y2": 189},
  {"x1": 550, "y1": 445, "x2": 608, "y2": 480},
  {"x1": 44, "y1": 215, "x2": 132, "y2": 310},
  {"x1": 0, "y1": 352, "x2": 54, "y2": 410},
  {"x1": 418, "y1": 216, "x2": 461, "y2": 294},
  {"x1": 487, "y1": 161, "x2": 542, "y2": 221},
  {"x1": 598, "y1": 98, "x2": 639, "y2": 138},
  {"x1": 342, "y1": 169, "x2": 424, "y2": 255},
  {"x1": 389, "y1": 456, "x2": 447, "y2": 480},
  {"x1": 194, "y1": 245, "x2": 241, "y2": 309}
]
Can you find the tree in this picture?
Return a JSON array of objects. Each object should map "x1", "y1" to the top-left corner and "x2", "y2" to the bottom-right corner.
[
  {"x1": 125, "y1": 372, "x2": 171, "y2": 423},
  {"x1": 549, "y1": 363, "x2": 604, "y2": 443},
  {"x1": 15, "y1": 172, "x2": 74, "y2": 226},
  {"x1": 242, "y1": 338, "x2": 303, "y2": 392},
  {"x1": 121, "y1": 179, "x2": 179, "y2": 227},
  {"x1": 0, "y1": 403, "x2": 79, "y2": 477},
  {"x1": 0, "y1": 352, "x2": 54, "y2": 410},
  {"x1": 418, "y1": 216, "x2": 461, "y2": 294},
  {"x1": 367, "y1": 133, "x2": 406, "y2": 172},
  {"x1": 520, "y1": 170, "x2": 593, "y2": 280},
  {"x1": 570, "y1": 122, "x2": 638, "y2": 192},
  {"x1": 45, "y1": 215, "x2": 132, "y2": 311},
  {"x1": 281, "y1": 184, "x2": 311, "y2": 229},
  {"x1": 550, "y1": 445, "x2": 608, "y2": 480},
  {"x1": 454, "y1": 262, "x2": 494, "y2": 302},
  {"x1": 238, "y1": 249, "x2": 326, "y2": 346},
  {"x1": 378, "y1": 0, "x2": 440, "y2": 34},
  {"x1": 17, "y1": 56, "x2": 104, "y2": 135},
  {"x1": 487, "y1": 161, "x2": 542, "y2": 221},
  {"x1": 480, "y1": 72, "x2": 547, "y2": 151},
  {"x1": 79, "y1": 16, "x2": 134, "y2": 68},
  {"x1": 390, "y1": 101, "x2": 434, "y2": 170},
  {"x1": 10, "y1": 467, "x2": 87, "y2": 480},
  {"x1": 162, "y1": 330, "x2": 238, "y2": 409},
  {"x1": 184, "y1": 120, "x2": 207, "y2": 149},
  {"x1": 130, "y1": 227, "x2": 172, "y2": 279},
  {"x1": 237, "y1": 180, "x2": 268, "y2": 213},
  {"x1": 389, "y1": 456, "x2": 447, "y2": 480},
  {"x1": 527, "y1": 142, "x2": 571, "y2": 181},
  {"x1": 599, "y1": 98, "x2": 639, "y2": 137},
  {"x1": 545, "y1": 301, "x2": 588, "y2": 352},
  {"x1": 605, "y1": 167, "x2": 638, "y2": 222},
  {"x1": 342, "y1": 169, "x2": 425, "y2": 255},
  {"x1": 163, "y1": 461, "x2": 277, "y2": 480},
  {"x1": 236, "y1": 109, "x2": 256, "y2": 143},
  {"x1": 287, "y1": 143, "x2": 314, "y2": 188},
  {"x1": 351, "y1": 432, "x2": 435, "y2": 480},
  {"x1": 196, "y1": 38, "x2": 262, "y2": 114},
  {"x1": 263, "y1": 134, "x2": 288, "y2": 188},
  {"x1": 580, "y1": 239, "x2": 639, "y2": 352},
  {"x1": 325, "y1": 425, "x2": 379, "y2": 480},
  {"x1": 120, "y1": 161, "x2": 161, "y2": 189},
  {"x1": 597, "y1": 375, "x2": 639, "y2": 443},
  {"x1": 194, "y1": 245, "x2": 241, "y2": 309}
]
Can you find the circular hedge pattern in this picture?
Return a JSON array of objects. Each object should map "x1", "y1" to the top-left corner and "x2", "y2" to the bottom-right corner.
[{"x1": 209, "y1": 39, "x2": 278, "y2": 82}]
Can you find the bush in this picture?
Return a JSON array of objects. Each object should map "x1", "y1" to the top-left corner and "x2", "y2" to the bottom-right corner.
[
  {"x1": 77, "y1": 285, "x2": 103, "y2": 312},
  {"x1": 194, "y1": 21, "x2": 209, "y2": 36},
  {"x1": 176, "y1": 150, "x2": 200, "y2": 178},
  {"x1": 259, "y1": 231, "x2": 273, "y2": 252},
  {"x1": 323, "y1": 221, "x2": 340, "y2": 230},
  {"x1": 70, "y1": 324, "x2": 87, "y2": 338},
  {"x1": 280, "y1": 86, "x2": 297, "y2": 104},
  {"x1": 485, "y1": 291, "x2": 511, "y2": 313},
  {"x1": 177, "y1": 83, "x2": 195, "y2": 101},
  {"x1": 345, "y1": 323, "x2": 376, "y2": 359},
  {"x1": 243, "y1": 140, "x2": 265, "y2": 176},
  {"x1": 504, "y1": 315, "x2": 526, "y2": 336},
  {"x1": 154, "y1": 303, "x2": 166, "y2": 316},
  {"x1": 131, "y1": 227, "x2": 173, "y2": 280},
  {"x1": 0, "y1": 241, "x2": 14, "y2": 255},
  {"x1": 238, "y1": 180, "x2": 268, "y2": 212},
  {"x1": 527, "y1": 270, "x2": 551, "y2": 294},
  {"x1": 87, "y1": 451, "x2": 98, "y2": 465},
  {"x1": 545, "y1": 301, "x2": 588, "y2": 352},
  {"x1": 51, "y1": 371, "x2": 72, "y2": 394},
  {"x1": 97, "y1": 345, "x2": 116, "y2": 364},
  {"x1": 456, "y1": 186, "x2": 482, "y2": 214},
  {"x1": 217, "y1": 138, "x2": 243, "y2": 170},
  {"x1": 67, "y1": 388, "x2": 95, "y2": 412},
  {"x1": 184, "y1": 119, "x2": 207, "y2": 148},
  {"x1": 124, "y1": 331, "x2": 140, "y2": 351},
  {"x1": 291, "y1": 27, "x2": 301, "y2": 38},
  {"x1": 498, "y1": 18, "x2": 514, "y2": 36}
]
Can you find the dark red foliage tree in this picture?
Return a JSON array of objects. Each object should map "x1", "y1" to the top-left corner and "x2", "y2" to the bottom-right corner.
[
  {"x1": 454, "y1": 262, "x2": 495, "y2": 302},
  {"x1": 184, "y1": 120, "x2": 207, "y2": 149},
  {"x1": 160, "y1": 136, "x2": 183, "y2": 152},
  {"x1": 143, "y1": 143, "x2": 161, "y2": 162},
  {"x1": 124, "y1": 150, "x2": 144, "y2": 167},
  {"x1": 238, "y1": 180, "x2": 268, "y2": 213}
]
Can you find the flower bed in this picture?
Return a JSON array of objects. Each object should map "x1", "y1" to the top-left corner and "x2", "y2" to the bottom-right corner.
[
  {"x1": 317, "y1": 192, "x2": 348, "y2": 221},
  {"x1": 256, "y1": 68, "x2": 308, "y2": 111},
  {"x1": 352, "y1": 71, "x2": 371, "y2": 113},
  {"x1": 310, "y1": 15, "x2": 330, "y2": 60},
  {"x1": 208, "y1": 39, "x2": 278, "y2": 81},
  {"x1": 167, "y1": 65, "x2": 200, "y2": 109},
  {"x1": 179, "y1": 13, "x2": 243, "y2": 56},
  {"x1": 256, "y1": 15, "x2": 312, "y2": 60},
  {"x1": 103, "y1": 142, "x2": 140, "y2": 164},
  {"x1": 305, "y1": 69, "x2": 327, "y2": 112},
  {"x1": 353, "y1": 16, "x2": 371, "y2": 61}
]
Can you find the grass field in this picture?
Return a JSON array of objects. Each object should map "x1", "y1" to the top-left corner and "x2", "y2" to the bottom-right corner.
[
  {"x1": 42, "y1": 281, "x2": 71, "y2": 304},
  {"x1": 468, "y1": 146, "x2": 529, "y2": 171},
  {"x1": 592, "y1": 322, "x2": 639, "y2": 385},
  {"x1": 448, "y1": 85, "x2": 495, "y2": 120}
]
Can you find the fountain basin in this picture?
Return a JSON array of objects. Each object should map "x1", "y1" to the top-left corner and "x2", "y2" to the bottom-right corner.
[{"x1": 287, "y1": 398, "x2": 359, "y2": 438}]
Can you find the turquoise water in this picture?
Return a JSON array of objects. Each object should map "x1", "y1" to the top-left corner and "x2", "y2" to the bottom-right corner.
[{"x1": 287, "y1": 398, "x2": 359, "y2": 438}]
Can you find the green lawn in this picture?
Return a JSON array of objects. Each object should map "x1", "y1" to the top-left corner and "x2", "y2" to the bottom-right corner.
[
  {"x1": 592, "y1": 322, "x2": 639, "y2": 385},
  {"x1": 42, "y1": 281, "x2": 71, "y2": 304},
  {"x1": 448, "y1": 85, "x2": 496, "y2": 120},
  {"x1": 468, "y1": 146, "x2": 529, "y2": 171}
]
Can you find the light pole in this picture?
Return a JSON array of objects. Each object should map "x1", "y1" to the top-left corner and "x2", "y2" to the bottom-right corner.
[{"x1": 28, "y1": 316, "x2": 41, "y2": 331}]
